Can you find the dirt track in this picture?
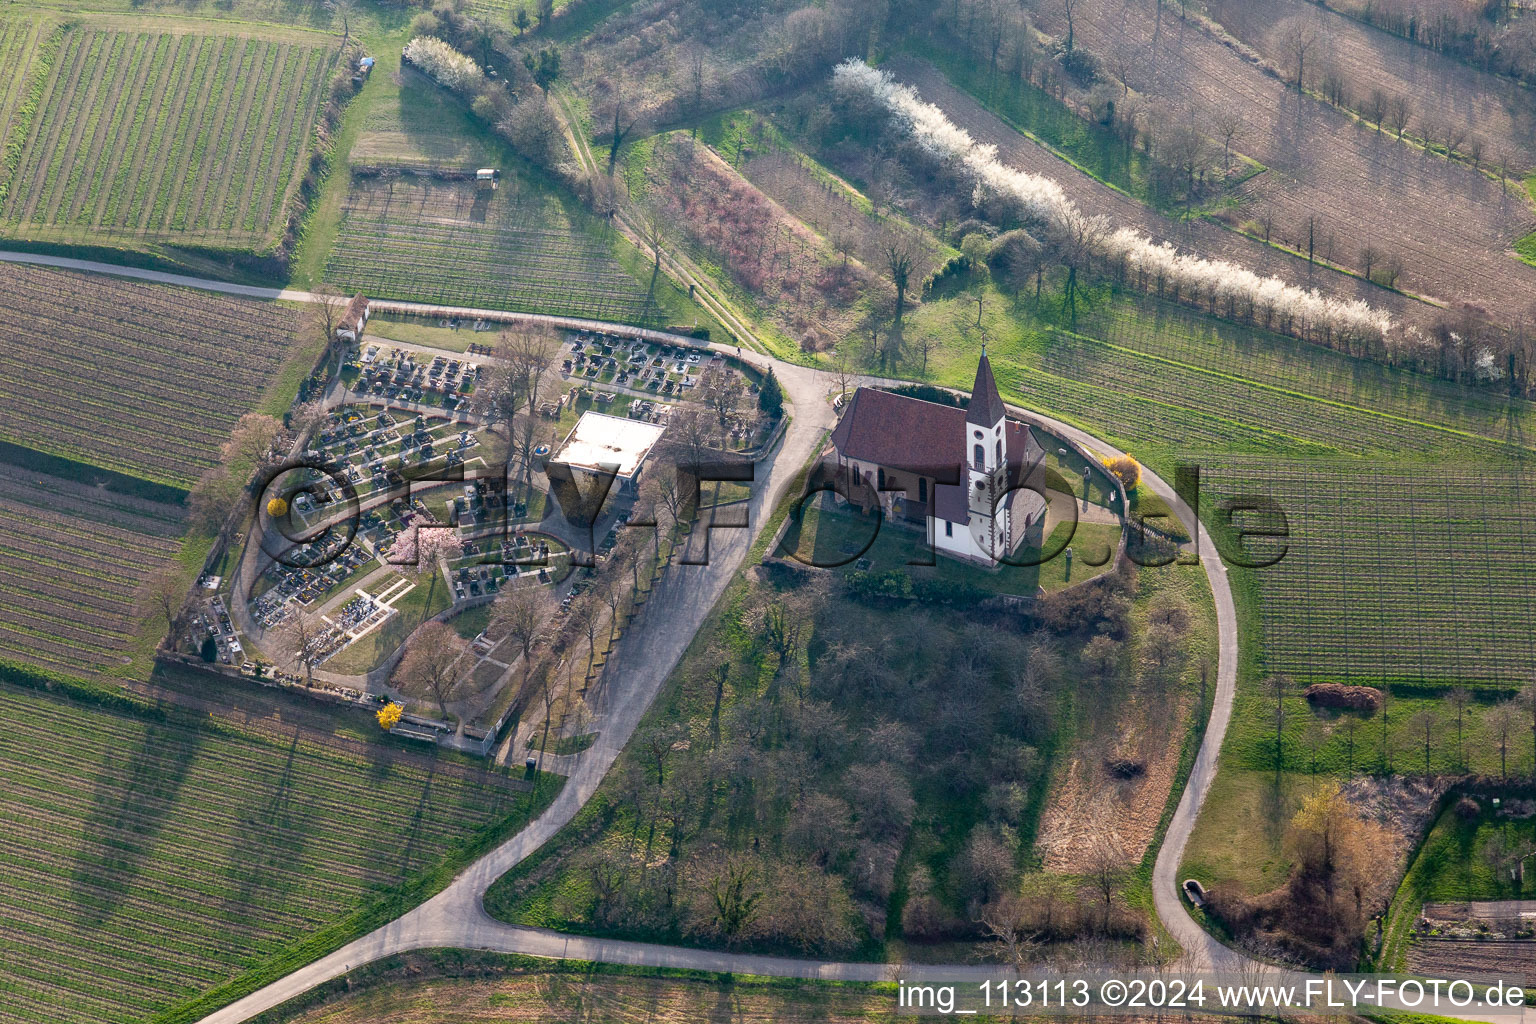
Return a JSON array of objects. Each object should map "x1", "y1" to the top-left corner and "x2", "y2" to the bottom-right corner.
[{"x1": 1023, "y1": 0, "x2": 1536, "y2": 324}]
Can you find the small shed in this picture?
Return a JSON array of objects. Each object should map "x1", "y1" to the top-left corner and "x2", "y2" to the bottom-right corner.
[
  {"x1": 335, "y1": 293, "x2": 370, "y2": 343},
  {"x1": 476, "y1": 167, "x2": 500, "y2": 191}
]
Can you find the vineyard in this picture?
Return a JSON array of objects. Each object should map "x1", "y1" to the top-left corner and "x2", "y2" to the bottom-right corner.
[
  {"x1": 0, "y1": 466, "x2": 183, "y2": 679},
  {"x1": 0, "y1": 15, "x2": 332, "y2": 250},
  {"x1": 0, "y1": 680, "x2": 536, "y2": 1024},
  {"x1": 0, "y1": 264, "x2": 299, "y2": 486},
  {"x1": 325, "y1": 174, "x2": 657, "y2": 322},
  {"x1": 1201, "y1": 458, "x2": 1536, "y2": 689},
  {"x1": 1075, "y1": 300, "x2": 1536, "y2": 449},
  {"x1": 1040, "y1": 329, "x2": 1528, "y2": 463}
]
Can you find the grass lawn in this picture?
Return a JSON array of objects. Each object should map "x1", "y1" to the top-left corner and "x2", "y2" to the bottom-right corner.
[
  {"x1": 1517, "y1": 229, "x2": 1536, "y2": 268},
  {"x1": 1181, "y1": 767, "x2": 1313, "y2": 897},
  {"x1": 324, "y1": 571, "x2": 452, "y2": 675},
  {"x1": 774, "y1": 500, "x2": 1121, "y2": 597},
  {"x1": 362, "y1": 315, "x2": 488, "y2": 353},
  {"x1": 449, "y1": 603, "x2": 496, "y2": 641}
]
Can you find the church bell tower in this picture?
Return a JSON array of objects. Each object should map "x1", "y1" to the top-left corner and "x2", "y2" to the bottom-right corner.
[{"x1": 965, "y1": 348, "x2": 1010, "y2": 560}]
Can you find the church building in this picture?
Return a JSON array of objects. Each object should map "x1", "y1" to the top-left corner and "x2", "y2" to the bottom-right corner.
[{"x1": 828, "y1": 351, "x2": 1046, "y2": 567}]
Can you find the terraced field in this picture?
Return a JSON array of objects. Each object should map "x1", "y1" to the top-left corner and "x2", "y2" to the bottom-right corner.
[
  {"x1": 0, "y1": 15, "x2": 333, "y2": 250},
  {"x1": 325, "y1": 174, "x2": 656, "y2": 322},
  {"x1": 0, "y1": 680, "x2": 535, "y2": 1024},
  {"x1": 0, "y1": 264, "x2": 299, "y2": 486},
  {"x1": 1200, "y1": 458, "x2": 1536, "y2": 689},
  {"x1": 0, "y1": 467, "x2": 183, "y2": 679}
]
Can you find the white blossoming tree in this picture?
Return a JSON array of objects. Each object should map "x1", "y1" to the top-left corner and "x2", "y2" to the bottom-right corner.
[{"x1": 831, "y1": 59, "x2": 1395, "y2": 349}]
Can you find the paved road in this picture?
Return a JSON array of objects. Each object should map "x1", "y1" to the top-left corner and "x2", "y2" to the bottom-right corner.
[{"x1": 0, "y1": 248, "x2": 1255, "y2": 1011}]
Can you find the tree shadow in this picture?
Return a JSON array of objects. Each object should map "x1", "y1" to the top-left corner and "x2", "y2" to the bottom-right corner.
[
  {"x1": 222, "y1": 729, "x2": 311, "y2": 923},
  {"x1": 396, "y1": 757, "x2": 439, "y2": 882},
  {"x1": 69, "y1": 718, "x2": 204, "y2": 927}
]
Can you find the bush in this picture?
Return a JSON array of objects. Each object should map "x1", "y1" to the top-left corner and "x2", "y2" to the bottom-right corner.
[
  {"x1": 884, "y1": 383, "x2": 962, "y2": 407},
  {"x1": 845, "y1": 569, "x2": 914, "y2": 601},
  {"x1": 1102, "y1": 454, "x2": 1141, "y2": 491},
  {"x1": 920, "y1": 252, "x2": 968, "y2": 297},
  {"x1": 1104, "y1": 756, "x2": 1145, "y2": 779},
  {"x1": 403, "y1": 36, "x2": 485, "y2": 94},
  {"x1": 1303, "y1": 682, "x2": 1383, "y2": 713},
  {"x1": 1059, "y1": 47, "x2": 1099, "y2": 85}
]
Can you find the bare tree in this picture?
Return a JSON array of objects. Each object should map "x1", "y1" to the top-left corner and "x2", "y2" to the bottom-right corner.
[
  {"x1": 687, "y1": 45, "x2": 707, "y2": 112},
  {"x1": 1268, "y1": 673, "x2": 1291, "y2": 767},
  {"x1": 494, "y1": 586, "x2": 551, "y2": 684},
  {"x1": 1360, "y1": 244, "x2": 1378, "y2": 281},
  {"x1": 828, "y1": 348, "x2": 858, "y2": 405},
  {"x1": 1084, "y1": 832, "x2": 1125, "y2": 930},
  {"x1": 1386, "y1": 94, "x2": 1412, "y2": 140},
  {"x1": 1051, "y1": 208, "x2": 1108, "y2": 326},
  {"x1": 698, "y1": 367, "x2": 744, "y2": 427},
  {"x1": 1448, "y1": 686, "x2": 1471, "y2": 770},
  {"x1": 1494, "y1": 699, "x2": 1518, "y2": 778},
  {"x1": 980, "y1": 895, "x2": 1041, "y2": 970},
  {"x1": 284, "y1": 611, "x2": 326, "y2": 684},
  {"x1": 602, "y1": 98, "x2": 638, "y2": 174},
  {"x1": 1379, "y1": 255, "x2": 1404, "y2": 289},
  {"x1": 504, "y1": 326, "x2": 561, "y2": 493},
  {"x1": 221, "y1": 413, "x2": 283, "y2": 469},
  {"x1": 1362, "y1": 88, "x2": 1387, "y2": 129},
  {"x1": 1274, "y1": 15, "x2": 1325, "y2": 91},
  {"x1": 881, "y1": 229, "x2": 924, "y2": 361},
  {"x1": 398, "y1": 620, "x2": 470, "y2": 718},
  {"x1": 290, "y1": 399, "x2": 329, "y2": 439},
  {"x1": 662, "y1": 407, "x2": 719, "y2": 485},
  {"x1": 325, "y1": 0, "x2": 354, "y2": 47},
  {"x1": 1212, "y1": 109, "x2": 1244, "y2": 173},
  {"x1": 307, "y1": 283, "x2": 348, "y2": 352},
  {"x1": 188, "y1": 466, "x2": 243, "y2": 537},
  {"x1": 1442, "y1": 122, "x2": 1467, "y2": 161},
  {"x1": 141, "y1": 569, "x2": 187, "y2": 644},
  {"x1": 639, "y1": 207, "x2": 667, "y2": 314},
  {"x1": 1062, "y1": 0, "x2": 1077, "y2": 52}
]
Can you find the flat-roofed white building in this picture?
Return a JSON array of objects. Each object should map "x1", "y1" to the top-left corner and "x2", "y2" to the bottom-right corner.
[{"x1": 546, "y1": 411, "x2": 667, "y2": 522}]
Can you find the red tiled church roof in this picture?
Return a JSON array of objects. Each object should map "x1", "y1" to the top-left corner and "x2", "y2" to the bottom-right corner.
[{"x1": 830, "y1": 360, "x2": 1042, "y2": 525}]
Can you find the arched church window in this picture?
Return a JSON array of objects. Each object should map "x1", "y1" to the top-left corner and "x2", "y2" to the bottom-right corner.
[{"x1": 973, "y1": 443, "x2": 984, "y2": 469}]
